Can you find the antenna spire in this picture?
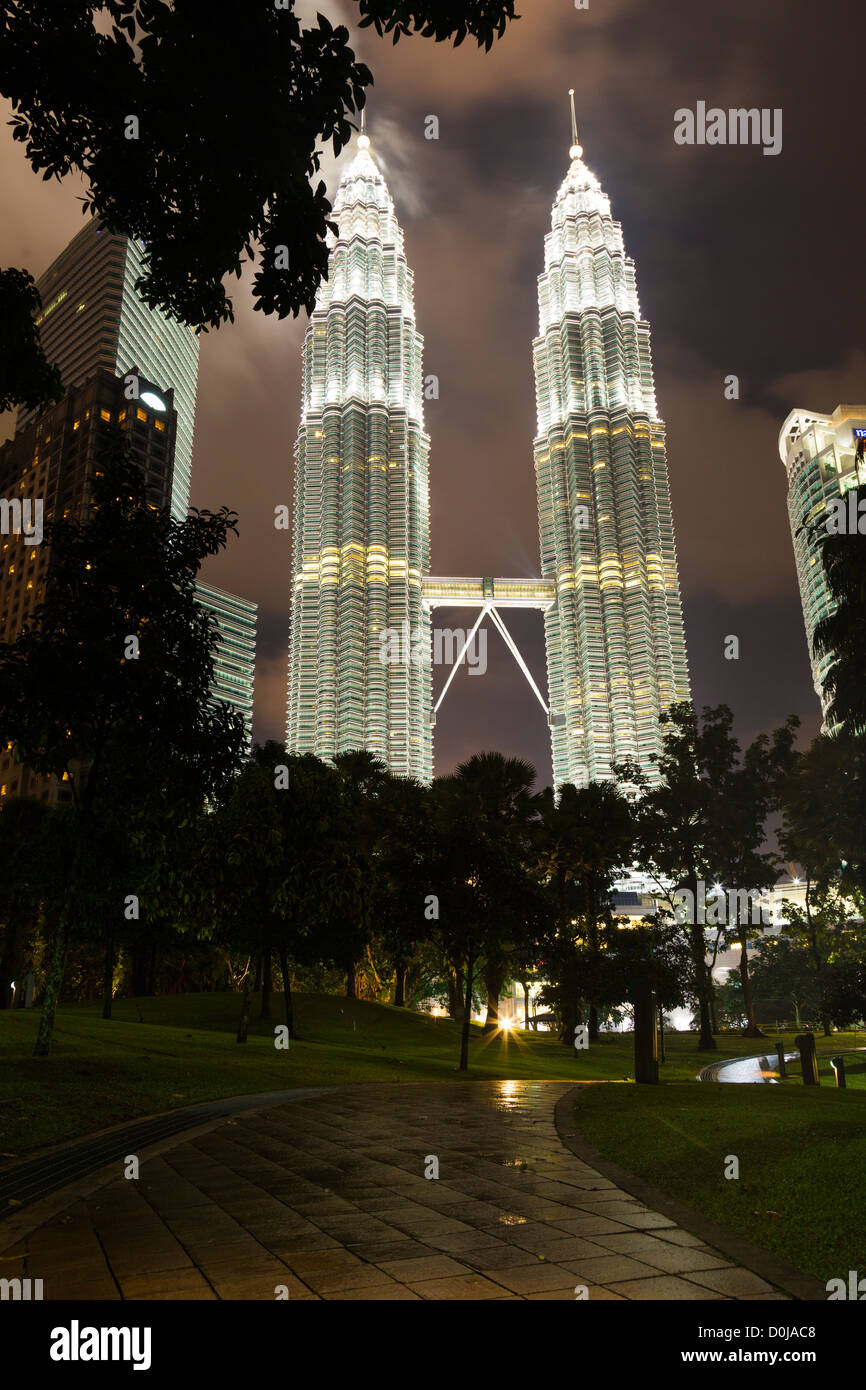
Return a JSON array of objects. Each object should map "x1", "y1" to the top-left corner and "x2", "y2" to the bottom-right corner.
[
  {"x1": 358, "y1": 104, "x2": 370, "y2": 151},
  {"x1": 568, "y1": 89, "x2": 583, "y2": 160}
]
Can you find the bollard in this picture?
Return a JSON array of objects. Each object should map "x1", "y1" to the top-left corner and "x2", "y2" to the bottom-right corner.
[
  {"x1": 830, "y1": 1056, "x2": 847, "y2": 1088},
  {"x1": 794, "y1": 1031, "x2": 819, "y2": 1085},
  {"x1": 774, "y1": 1041, "x2": 787, "y2": 1078}
]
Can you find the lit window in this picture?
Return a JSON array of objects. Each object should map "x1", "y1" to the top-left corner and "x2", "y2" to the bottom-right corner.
[
  {"x1": 154, "y1": 419, "x2": 165, "y2": 432},
  {"x1": 137, "y1": 408, "x2": 147, "y2": 422},
  {"x1": 100, "y1": 409, "x2": 111, "y2": 422}
]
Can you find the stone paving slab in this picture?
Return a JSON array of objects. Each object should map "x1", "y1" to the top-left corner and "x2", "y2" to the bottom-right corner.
[{"x1": 0, "y1": 1081, "x2": 795, "y2": 1301}]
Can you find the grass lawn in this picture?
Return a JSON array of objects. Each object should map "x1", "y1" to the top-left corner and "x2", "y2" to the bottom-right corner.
[
  {"x1": 572, "y1": 1082, "x2": 866, "y2": 1284},
  {"x1": 0, "y1": 991, "x2": 853, "y2": 1157}
]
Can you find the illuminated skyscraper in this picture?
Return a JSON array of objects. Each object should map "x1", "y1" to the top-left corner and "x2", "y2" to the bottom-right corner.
[
  {"x1": 779, "y1": 403, "x2": 866, "y2": 719},
  {"x1": 286, "y1": 125, "x2": 432, "y2": 779},
  {"x1": 13, "y1": 220, "x2": 258, "y2": 755},
  {"x1": 533, "y1": 97, "x2": 691, "y2": 787},
  {"x1": 18, "y1": 219, "x2": 199, "y2": 519}
]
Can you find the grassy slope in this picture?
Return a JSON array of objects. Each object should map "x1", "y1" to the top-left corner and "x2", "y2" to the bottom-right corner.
[
  {"x1": 0, "y1": 992, "x2": 854, "y2": 1156},
  {"x1": 572, "y1": 1082, "x2": 866, "y2": 1283}
]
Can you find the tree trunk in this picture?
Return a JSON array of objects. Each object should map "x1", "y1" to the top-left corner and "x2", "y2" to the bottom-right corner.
[
  {"x1": 587, "y1": 892, "x2": 600, "y2": 1041},
  {"x1": 394, "y1": 960, "x2": 406, "y2": 1008},
  {"x1": 102, "y1": 935, "x2": 114, "y2": 1020},
  {"x1": 236, "y1": 960, "x2": 252, "y2": 1043},
  {"x1": 346, "y1": 963, "x2": 357, "y2": 999},
  {"x1": 739, "y1": 940, "x2": 765, "y2": 1037},
  {"x1": 33, "y1": 913, "x2": 71, "y2": 1057},
  {"x1": 131, "y1": 936, "x2": 148, "y2": 997},
  {"x1": 690, "y1": 921, "x2": 716, "y2": 1049},
  {"x1": 658, "y1": 1008, "x2": 666, "y2": 1063},
  {"x1": 448, "y1": 967, "x2": 465, "y2": 1024},
  {"x1": 254, "y1": 956, "x2": 263, "y2": 991},
  {"x1": 482, "y1": 961, "x2": 504, "y2": 1032},
  {"x1": 260, "y1": 950, "x2": 272, "y2": 1019},
  {"x1": 0, "y1": 915, "x2": 24, "y2": 1010},
  {"x1": 279, "y1": 946, "x2": 295, "y2": 1039},
  {"x1": 633, "y1": 982, "x2": 658, "y2": 1084},
  {"x1": 520, "y1": 978, "x2": 530, "y2": 1030},
  {"x1": 459, "y1": 949, "x2": 474, "y2": 1072}
]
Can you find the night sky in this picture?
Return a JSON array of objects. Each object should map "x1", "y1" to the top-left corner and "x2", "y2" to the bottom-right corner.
[{"x1": 2, "y1": 0, "x2": 864, "y2": 786}]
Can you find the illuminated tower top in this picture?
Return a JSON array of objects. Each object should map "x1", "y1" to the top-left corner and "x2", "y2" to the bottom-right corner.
[
  {"x1": 533, "y1": 93, "x2": 690, "y2": 789},
  {"x1": 287, "y1": 119, "x2": 432, "y2": 780}
]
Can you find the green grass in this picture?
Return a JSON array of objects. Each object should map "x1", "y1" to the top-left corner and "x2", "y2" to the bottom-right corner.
[
  {"x1": 572, "y1": 1082, "x2": 866, "y2": 1283},
  {"x1": 0, "y1": 992, "x2": 852, "y2": 1157}
]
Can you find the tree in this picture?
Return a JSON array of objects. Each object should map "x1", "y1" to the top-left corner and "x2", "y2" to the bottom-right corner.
[
  {"x1": 710, "y1": 719, "x2": 798, "y2": 1037},
  {"x1": 0, "y1": 267, "x2": 64, "y2": 413},
  {"x1": 780, "y1": 732, "x2": 866, "y2": 915},
  {"x1": 373, "y1": 774, "x2": 434, "y2": 1007},
  {"x1": 0, "y1": 441, "x2": 246, "y2": 1054},
  {"x1": 448, "y1": 751, "x2": 539, "y2": 1031},
  {"x1": 0, "y1": 797, "x2": 56, "y2": 1008},
  {"x1": 621, "y1": 703, "x2": 743, "y2": 1050},
  {"x1": 598, "y1": 913, "x2": 694, "y2": 1077},
  {"x1": 749, "y1": 934, "x2": 821, "y2": 1029},
  {"x1": 0, "y1": 1, "x2": 519, "y2": 331},
  {"x1": 536, "y1": 781, "x2": 634, "y2": 1041}
]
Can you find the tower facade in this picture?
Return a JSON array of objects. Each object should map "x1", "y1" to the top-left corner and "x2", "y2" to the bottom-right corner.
[
  {"x1": 533, "y1": 108, "x2": 690, "y2": 788},
  {"x1": 286, "y1": 132, "x2": 432, "y2": 780},
  {"x1": 779, "y1": 404, "x2": 866, "y2": 718}
]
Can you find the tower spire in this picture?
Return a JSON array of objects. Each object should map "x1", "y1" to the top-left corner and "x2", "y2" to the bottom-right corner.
[
  {"x1": 358, "y1": 103, "x2": 370, "y2": 151},
  {"x1": 568, "y1": 89, "x2": 582, "y2": 161}
]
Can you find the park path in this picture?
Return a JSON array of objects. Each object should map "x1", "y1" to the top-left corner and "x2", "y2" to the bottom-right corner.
[{"x1": 1, "y1": 1081, "x2": 793, "y2": 1300}]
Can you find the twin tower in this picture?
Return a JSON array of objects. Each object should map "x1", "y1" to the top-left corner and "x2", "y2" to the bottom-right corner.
[{"x1": 286, "y1": 105, "x2": 691, "y2": 790}]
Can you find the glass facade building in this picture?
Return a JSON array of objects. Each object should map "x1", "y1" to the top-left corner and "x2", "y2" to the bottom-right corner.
[
  {"x1": 194, "y1": 581, "x2": 258, "y2": 754},
  {"x1": 286, "y1": 133, "x2": 433, "y2": 780},
  {"x1": 779, "y1": 404, "x2": 866, "y2": 718},
  {"x1": 19, "y1": 218, "x2": 200, "y2": 519},
  {"x1": 15, "y1": 219, "x2": 257, "y2": 746},
  {"x1": 532, "y1": 122, "x2": 691, "y2": 788}
]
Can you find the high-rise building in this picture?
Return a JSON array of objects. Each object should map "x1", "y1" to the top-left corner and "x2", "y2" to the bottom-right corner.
[
  {"x1": 779, "y1": 403, "x2": 866, "y2": 717},
  {"x1": 194, "y1": 581, "x2": 257, "y2": 754},
  {"x1": 0, "y1": 366, "x2": 178, "y2": 803},
  {"x1": 532, "y1": 99, "x2": 691, "y2": 787},
  {"x1": 18, "y1": 219, "x2": 200, "y2": 519},
  {"x1": 14, "y1": 218, "x2": 258, "y2": 748},
  {"x1": 286, "y1": 127, "x2": 433, "y2": 780}
]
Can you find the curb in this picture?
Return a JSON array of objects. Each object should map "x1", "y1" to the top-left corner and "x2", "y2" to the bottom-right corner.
[
  {"x1": 0, "y1": 1086, "x2": 335, "y2": 1251},
  {"x1": 554, "y1": 1087, "x2": 826, "y2": 1302}
]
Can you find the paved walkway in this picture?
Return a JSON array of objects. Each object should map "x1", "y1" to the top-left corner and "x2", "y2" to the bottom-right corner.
[{"x1": 1, "y1": 1082, "x2": 791, "y2": 1300}]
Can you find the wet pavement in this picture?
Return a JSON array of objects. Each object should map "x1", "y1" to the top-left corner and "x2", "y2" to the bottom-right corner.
[{"x1": 0, "y1": 1081, "x2": 791, "y2": 1300}]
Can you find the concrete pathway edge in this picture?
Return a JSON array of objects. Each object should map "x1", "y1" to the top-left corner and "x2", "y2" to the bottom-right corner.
[
  {"x1": 554, "y1": 1089, "x2": 825, "y2": 1302},
  {"x1": 0, "y1": 1087, "x2": 336, "y2": 1251}
]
